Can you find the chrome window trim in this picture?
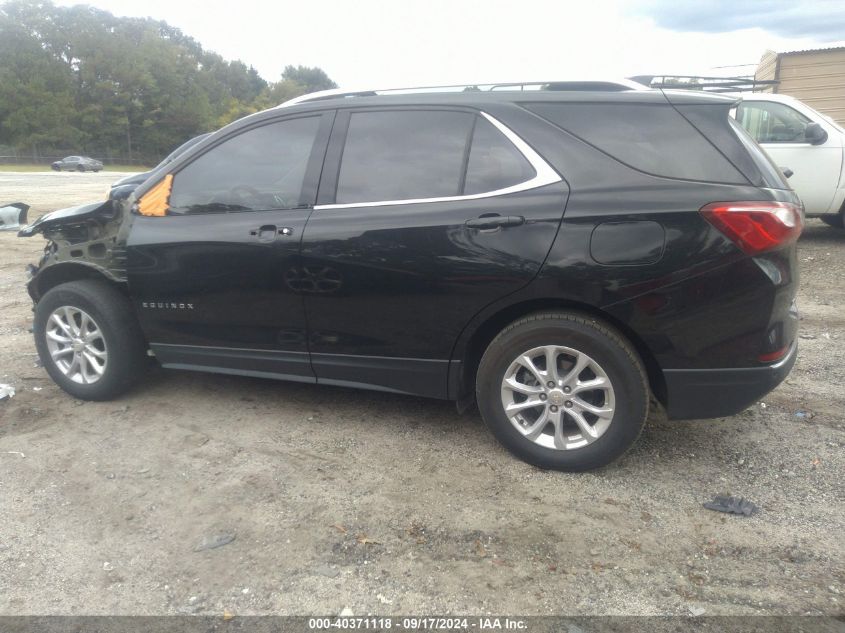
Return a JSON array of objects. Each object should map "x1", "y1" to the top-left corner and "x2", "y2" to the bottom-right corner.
[{"x1": 314, "y1": 111, "x2": 562, "y2": 210}]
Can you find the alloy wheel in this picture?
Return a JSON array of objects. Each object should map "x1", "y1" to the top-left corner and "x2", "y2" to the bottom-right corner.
[
  {"x1": 500, "y1": 345, "x2": 615, "y2": 450},
  {"x1": 44, "y1": 306, "x2": 108, "y2": 384}
]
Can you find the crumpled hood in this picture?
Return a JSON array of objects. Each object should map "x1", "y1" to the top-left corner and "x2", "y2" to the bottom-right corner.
[{"x1": 17, "y1": 200, "x2": 115, "y2": 237}]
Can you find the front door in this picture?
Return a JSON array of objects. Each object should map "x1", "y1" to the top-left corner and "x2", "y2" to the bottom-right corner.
[
  {"x1": 300, "y1": 106, "x2": 569, "y2": 397},
  {"x1": 127, "y1": 112, "x2": 334, "y2": 381}
]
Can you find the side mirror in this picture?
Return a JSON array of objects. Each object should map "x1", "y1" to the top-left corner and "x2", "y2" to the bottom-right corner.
[{"x1": 804, "y1": 122, "x2": 828, "y2": 145}]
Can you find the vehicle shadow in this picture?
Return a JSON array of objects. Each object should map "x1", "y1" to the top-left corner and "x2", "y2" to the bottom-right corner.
[{"x1": 133, "y1": 363, "x2": 761, "y2": 477}]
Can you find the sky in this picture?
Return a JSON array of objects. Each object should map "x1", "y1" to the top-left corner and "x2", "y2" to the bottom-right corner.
[{"x1": 53, "y1": 0, "x2": 845, "y2": 88}]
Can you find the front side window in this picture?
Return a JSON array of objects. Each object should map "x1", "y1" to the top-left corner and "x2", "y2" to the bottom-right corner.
[
  {"x1": 736, "y1": 101, "x2": 811, "y2": 144},
  {"x1": 169, "y1": 116, "x2": 321, "y2": 214},
  {"x1": 334, "y1": 110, "x2": 538, "y2": 205}
]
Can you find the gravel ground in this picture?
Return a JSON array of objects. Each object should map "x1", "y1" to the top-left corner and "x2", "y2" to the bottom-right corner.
[{"x1": 0, "y1": 172, "x2": 842, "y2": 616}]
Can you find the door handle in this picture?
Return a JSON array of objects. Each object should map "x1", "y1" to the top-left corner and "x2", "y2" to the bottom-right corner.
[
  {"x1": 249, "y1": 226, "x2": 295, "y2": 241},
  {"x1": 249, "y1": 224, "x2": 279, "y2": 242},
  {"x1": 465, "y1": 214, "x2": 525, "y2": 230}
]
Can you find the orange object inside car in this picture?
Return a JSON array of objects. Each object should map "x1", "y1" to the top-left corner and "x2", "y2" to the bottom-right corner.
[{"x1": 137, "y1": 174, "x2": 173, "y2": 217}]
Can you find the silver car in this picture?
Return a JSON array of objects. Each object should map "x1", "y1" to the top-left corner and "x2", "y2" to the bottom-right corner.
[{"x1": 50, "y1": 156, "x2": 103, "y2": 172}]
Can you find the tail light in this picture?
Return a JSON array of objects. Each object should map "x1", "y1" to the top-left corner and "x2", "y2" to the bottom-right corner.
[
  {"x1": 700, "y1": 201, "x2": 803, "y2": 255},
  {"x1": 758, "y1": 345, "x2": 789, "y2": 363}
]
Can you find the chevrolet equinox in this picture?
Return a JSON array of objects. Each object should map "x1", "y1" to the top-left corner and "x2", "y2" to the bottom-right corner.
[{"x1": 18, "y1": 83, "x2": 801, "y2": 471}]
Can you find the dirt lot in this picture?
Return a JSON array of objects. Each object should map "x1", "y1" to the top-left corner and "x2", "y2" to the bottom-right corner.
[{"x1": 0, "y1": 172, "x2": 842, "y2": 616}]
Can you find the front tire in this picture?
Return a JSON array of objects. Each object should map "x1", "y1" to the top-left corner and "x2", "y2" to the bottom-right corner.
[
  {"x1": 476, "y1": 312, "x2": 649, "y2": 471},
  {"x1": 34, "y1": 280, "x2": 147, "y2": 400}
]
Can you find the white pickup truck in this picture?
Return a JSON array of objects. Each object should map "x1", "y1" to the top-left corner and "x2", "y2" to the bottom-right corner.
[{"x1": 731, "y1": 93, "x2": 845, "y2": 227}]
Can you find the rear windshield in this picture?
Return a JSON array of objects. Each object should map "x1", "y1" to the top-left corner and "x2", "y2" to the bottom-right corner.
[{"x1": 524, "y1": 102, "x2": 748, "y2": 184}]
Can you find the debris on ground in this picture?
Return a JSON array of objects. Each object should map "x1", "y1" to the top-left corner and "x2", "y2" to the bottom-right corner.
[
  {"x1": 193, "y1": 533, "x2": 236, "y2": 552},
  {"x1": 703, "y1": 495, "x2": 759, "y2": 517},
  {"x1": 0, "y1": 384, "x2": 15, "y2": 401}
]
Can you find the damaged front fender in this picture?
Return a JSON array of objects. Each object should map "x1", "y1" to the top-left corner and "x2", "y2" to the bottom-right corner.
[
  {"x1": 17, "y1": 198, "x2": 130, "y2": 302},
  {"x1": 0, "y1": 202, "x2": 29, "y2": 231}
]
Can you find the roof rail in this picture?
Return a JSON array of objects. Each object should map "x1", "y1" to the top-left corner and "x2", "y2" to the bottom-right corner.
[
  {"x1": 630, "y1": 75, "x2": 779, "y2": 93},
  {"x1": 277, "y1": 79, "x2": 648, "y2": 107}
]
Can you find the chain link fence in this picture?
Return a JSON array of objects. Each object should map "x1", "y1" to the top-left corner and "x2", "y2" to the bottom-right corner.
[{"x1": 0, "y1": 146, "x2": 155, "y2": 166}]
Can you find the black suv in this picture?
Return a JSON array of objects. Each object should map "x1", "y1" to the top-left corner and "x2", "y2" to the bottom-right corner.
[{"x1": 18, "y1": 85, "x2": 801, "y2": 471}]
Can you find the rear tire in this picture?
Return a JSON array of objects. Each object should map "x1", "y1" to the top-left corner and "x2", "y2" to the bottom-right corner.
[
  {"x1": 34, "y1": 280, "x2": 147, "y2": 400},
  {"x1": 476, "y1": 311, "x2": 649, "y2": 471},
  {"x1": 820, "y1": 213, "x2": 844, "y2": 228}
]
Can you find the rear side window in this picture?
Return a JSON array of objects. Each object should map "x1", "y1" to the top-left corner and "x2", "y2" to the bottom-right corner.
[
  {"x1": 525, "y1": 103, "x2": 747, "y2": 184},
  {"x1": 169, "y1": 116, "x2": 321, "y2": 214},
  {"x1": 464, "y1": 117, "x2": 535, "y2": 195},
  {"x1": 335, "y1": 111, "x2": 539, "y2": 204},
  {"x1": 336, "y1": 110, "x2": 474, "y2": 204}
]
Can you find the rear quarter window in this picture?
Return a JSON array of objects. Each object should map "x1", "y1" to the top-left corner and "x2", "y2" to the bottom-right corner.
[{"x1": 524, "y1": 102, "x2": 748, "y2": 184}]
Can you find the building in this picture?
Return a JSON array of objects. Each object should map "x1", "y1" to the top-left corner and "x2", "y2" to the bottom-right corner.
[{"x1": 755, "y1": 47, "x2": 845, "y2": 124}]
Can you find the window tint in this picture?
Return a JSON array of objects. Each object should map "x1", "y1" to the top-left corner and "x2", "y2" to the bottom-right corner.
[
  {"x1": 336, "y1": 110, "x2": 474, "y2": 204},
  {"x1": 464, "y1": 117, "x2": 535, "y2": 195},
  {"x1": 526, "y1": 103, "x2": 746, "y2": 184},
  {"x1": 736, "y1": 101, "x2": 811, "y2": 143},
  {"x1": 169, "y1": 116, "x2": 321, "y2": 214}
]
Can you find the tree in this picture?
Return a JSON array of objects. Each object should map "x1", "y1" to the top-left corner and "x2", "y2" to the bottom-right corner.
[
  {"x1": 281, "y1": 65, "x2": 337, "y2": 92},
  {"x1": 0, "y1": 0, "x2": 335, "y2": 162}
]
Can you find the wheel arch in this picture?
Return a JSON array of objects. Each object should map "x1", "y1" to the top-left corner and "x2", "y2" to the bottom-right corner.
[
  {"x1": 30, "y1": 262, "x2": 128, "y2": 303},
  {"x1": 453, "y1": 298, "x2": 667, "y2": 409}
]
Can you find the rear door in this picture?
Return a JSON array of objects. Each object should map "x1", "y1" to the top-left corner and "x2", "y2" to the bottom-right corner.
[
  {"x1": 127, "y1": 112, "x2": 334, "y2": 381},
  {"x1": 299, "y1": 106, "x2": 569, "y2": 397}
]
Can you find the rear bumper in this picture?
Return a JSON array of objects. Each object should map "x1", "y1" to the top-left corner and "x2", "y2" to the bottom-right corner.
[{"x1": 663, "y1": 341, "x2": 797, "y2": 420}]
